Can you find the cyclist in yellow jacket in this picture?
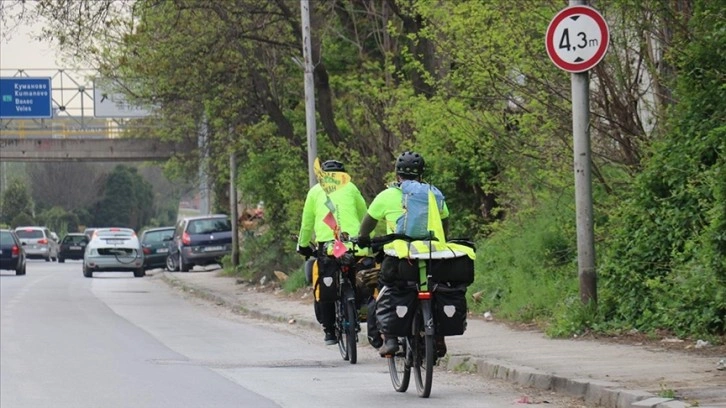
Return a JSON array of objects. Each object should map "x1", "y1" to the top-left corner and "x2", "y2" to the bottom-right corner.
[
  {"x1": 357, "y1": 151, "x2": 450, "y2": 357},
  {"x1": 297, "y1": 160, "x2": 368, "y2": 345}
]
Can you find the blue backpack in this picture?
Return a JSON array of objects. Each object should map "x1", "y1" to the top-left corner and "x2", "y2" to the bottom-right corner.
[{"x1": 395, "y1": 180, "x2": 445, "y2": 240}]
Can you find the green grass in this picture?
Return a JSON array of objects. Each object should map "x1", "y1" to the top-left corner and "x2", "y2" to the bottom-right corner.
[
  {"x1": 283, "y1": 268, "x2": 308, "y2": 293},
  {"x1": 467, "y1": 196, "x2": 579, "y2": 330}
]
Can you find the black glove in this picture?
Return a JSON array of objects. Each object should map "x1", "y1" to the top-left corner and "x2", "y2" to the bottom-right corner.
[
  {"x1": 296, "y1": 244, "x2": 314, "y2": 258},
  {"x1": 357, "y1": 235, "x2": 371, "y2": 248}
]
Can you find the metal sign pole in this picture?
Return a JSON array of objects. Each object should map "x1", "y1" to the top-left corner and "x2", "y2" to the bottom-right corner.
[{"x1": 569, "y1": 0, "x2": 597, "y2": 304}]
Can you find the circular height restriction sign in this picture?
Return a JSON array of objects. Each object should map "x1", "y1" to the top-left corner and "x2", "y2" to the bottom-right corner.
[{"x1": 546, "y1": 5, "x2": 609, "y2": 73}]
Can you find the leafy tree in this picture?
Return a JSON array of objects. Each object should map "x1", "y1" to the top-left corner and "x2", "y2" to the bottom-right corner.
[
  {"x1": 37, "y1": 206, "x2": 80, "y2": 236},
  {"x1": 0, "y1": 178, "x2": 34, "y2": 224},
  {"x1": 91, "y1": 165, "x2": 154, "y2": 231},
  {"x1": 27, "y1": 162, "x2": 106, "y2": 212},
  {"x1": 10, "y1": 212, "x2": 34, "y2": 229},
  {"x1": 599, "y1": 0, "x2": 726, "y2": 337}
]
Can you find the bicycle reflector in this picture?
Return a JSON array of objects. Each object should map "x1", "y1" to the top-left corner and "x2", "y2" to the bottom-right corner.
[{"x1": 418, "y1": 291, "x2": 432, "y2": 300}]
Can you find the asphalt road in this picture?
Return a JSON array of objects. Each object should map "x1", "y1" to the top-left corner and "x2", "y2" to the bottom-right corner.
[{"x1": 1, "y1": 260, "x2": 584, "y2": 408}]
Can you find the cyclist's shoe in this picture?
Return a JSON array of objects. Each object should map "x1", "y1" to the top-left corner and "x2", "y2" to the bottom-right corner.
[
  {"x1": 435, "y1": 336, "x2": 447, "y2": 358},
  {"x1": 368, "y1": 334, "x2": 383, "y2": 349},
  {"x1": 324, "y1": 331, "x2": 337, "y2": 346},
  {"x1": 378, "y1": 338, "x2": 399, "y2": 357}
]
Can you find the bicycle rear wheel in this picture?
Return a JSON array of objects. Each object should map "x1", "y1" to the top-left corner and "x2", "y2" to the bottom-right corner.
[
  {"x1": 336, "y1": 299, "x2": 349, "y2": 361},
  {"x1": 412, "y1": 305, "x2": 434, "y2": 398},
  {"x1": 387, "y1": 337, "x2": 411, "y2": 392},
  {"x1": 345, "y1": 297, "x2": 358, "y2": 364}
]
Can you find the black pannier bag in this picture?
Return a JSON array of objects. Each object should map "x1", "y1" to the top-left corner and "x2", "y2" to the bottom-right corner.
[
  {"x1": 433, "y1": 283, "x2": 468, "y2": 336},
  {"x1": 380, "y1": 256, "x2": 474, "y2": 285},
  {"x1": 428, "y1": 256, "x2": 475, "y2": 285},
  {"x1": 376, "y1": 284, "x2": 418, "y2": 337},
  {"x1": 313, "y1": 257, "x2": 338, "y2": 302},
  {"x1": 380, "y1": 255, "x2": 420, "y2": 283}
]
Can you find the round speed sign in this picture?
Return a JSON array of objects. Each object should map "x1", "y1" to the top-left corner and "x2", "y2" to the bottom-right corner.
[{"x1": 546, "y1": 6, "x2": 609, "y2": 73}]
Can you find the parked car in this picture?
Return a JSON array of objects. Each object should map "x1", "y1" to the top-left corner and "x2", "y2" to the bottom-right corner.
[
  {"x1": 0, "y1": 229, "x2": 26, "y2": 275},
  {"x1": 140, "y1": 226, "x2": 175, "y2": 271},
  {"x1": 83, "y1": 227, "x2": 144, "y2": 278},
  {"x1": 166, "y1": 215, "x2": 232, "y2": 272},
  {"x1": 58, "y1": 233, "x2": 89, "y2": 263},
  {"x1": 14, "y1": 226, "x2": 59, "y2": 262}
]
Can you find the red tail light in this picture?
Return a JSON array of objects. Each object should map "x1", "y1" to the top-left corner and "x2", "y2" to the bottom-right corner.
[
  {"x1": 38, "y1": 238, "x2": 48, "y2": 244},
  {"x1": 143, "y1": 247, "x2": 151, "y2": 255},
  {"x1": 12, "y1": 245, "x2": 19, "y2": 256},
  {"x1": 418, "y1": 291, "x2": 432, "y2": 300},
  {"x1": 182, "y1": 232, "x2": 191, "y2": 246}
]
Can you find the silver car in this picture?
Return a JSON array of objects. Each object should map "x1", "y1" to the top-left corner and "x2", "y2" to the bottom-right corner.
[
  {"x1": 14, "y1": 226, "x2": 59, "y2": 262},
  {"x1": 83, "y1": 228, "x2": 144, "y2": 278}
]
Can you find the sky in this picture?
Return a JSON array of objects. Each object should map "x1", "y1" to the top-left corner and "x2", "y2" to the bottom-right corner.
[{"x1": 0, "y1": 20, "x2": 62, "y2": 71}]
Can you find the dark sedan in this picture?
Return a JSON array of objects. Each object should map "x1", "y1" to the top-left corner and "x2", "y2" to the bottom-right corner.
[
  {"x1": 0, "y1": 229, "x2": 27, "y2": 275},
  {"x1": 140, "y1": 227, "x2": 175, "y2": 271},
  {"x1": 166, "y1": 215, "x2": 232, "y2": 272},
  {"x1": 58, "y1": 233, "x2": 89, "y2": 263}
]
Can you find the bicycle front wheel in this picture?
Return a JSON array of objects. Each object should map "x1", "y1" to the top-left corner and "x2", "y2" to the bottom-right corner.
[
  {"x1": 345, "y1": 297, "x2": 358, "y2": 364},
  {"x1": 335, "y1": 299, "x2": 349, "y2": 361},
  {"x1": 387, "y1": 337, "x2": 411, "y2": 392},
  {"x1": 412, "y1": 305, "x2": 434, "y2": 398}
]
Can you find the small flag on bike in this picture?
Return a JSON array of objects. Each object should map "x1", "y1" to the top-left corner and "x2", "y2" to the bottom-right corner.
[
  {"x1": 332, "y1": 239, "x2": 347, "y2": 258},
  {"x1": 323, "y1": 211, "x2": 338, "y2": 232}
]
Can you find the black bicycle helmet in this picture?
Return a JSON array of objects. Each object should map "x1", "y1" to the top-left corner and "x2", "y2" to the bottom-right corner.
[
  {"x1": 322, "y1": 160, "x2": 345, "y2": 172},
  {"x1": 395, "y1": 151, "x2": 425, "y2": 177}
]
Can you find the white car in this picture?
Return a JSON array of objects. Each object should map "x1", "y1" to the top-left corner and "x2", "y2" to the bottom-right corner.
[
  {"x1": 14, "y1": 226, "x2": 59, "y2": 262},
  {"x1": 83, "y1": 228, "x2": 144, "y2": 278}
]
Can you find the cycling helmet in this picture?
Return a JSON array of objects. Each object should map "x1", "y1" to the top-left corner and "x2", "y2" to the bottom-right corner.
[
  {"x1": 395, "y1": 151, "x2": 425, "y2": 177},
  {"x1": 322, "y1": 160, "x2": 345, "y2": 172}
]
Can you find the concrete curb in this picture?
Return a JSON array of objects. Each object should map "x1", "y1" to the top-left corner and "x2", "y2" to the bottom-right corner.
[
  {"x1": 159, "y1": 272, "x2": 710, "y2": 408},
  {"x1": 159, "y1": 272, "x2": 321, "y2": 332}
]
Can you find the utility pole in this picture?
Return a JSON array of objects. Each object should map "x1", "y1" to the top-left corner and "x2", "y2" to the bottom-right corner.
[
  {"x1": 229, "y1": 137, "x2": 239, "y2": 268},
  {"x1": 198, "y1": 115, "x2": 210, "y2": 215},
  {"x1": 300, "y1": 0, "x2": 318, "y2": 188}
]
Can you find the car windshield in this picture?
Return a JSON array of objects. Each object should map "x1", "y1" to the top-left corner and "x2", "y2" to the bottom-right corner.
[
  {"x1": 62, "y1": 235, "x2": 87, "y2": 244},
  {"x1": 188, "y1": 219, "x2": 231, "y2": 234},
  {"x1": 143, "y1": 230, "x2": 174, "y2": 243},
  {"x1": 15, "y1": 229, "x2": 43, "y2": 239}
]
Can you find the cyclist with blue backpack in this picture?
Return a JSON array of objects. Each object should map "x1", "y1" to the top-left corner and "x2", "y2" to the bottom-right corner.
[{"x1": 356, "y1": 151, "x2": 450, "y2": 357}]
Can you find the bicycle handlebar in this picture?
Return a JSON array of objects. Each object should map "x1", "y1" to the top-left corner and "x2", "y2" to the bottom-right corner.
[{"x1": 296, "y1": 232, "x2": 446, "y2": 260}]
